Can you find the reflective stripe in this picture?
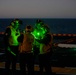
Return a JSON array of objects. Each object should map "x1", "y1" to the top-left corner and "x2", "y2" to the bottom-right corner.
[{"x1": 9, "y1": 27, "x2": 20, "y2": 46}]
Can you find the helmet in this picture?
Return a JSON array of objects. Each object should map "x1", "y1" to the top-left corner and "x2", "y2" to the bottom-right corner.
[
  {"x1": 13, "y1": 19, "x2": 22, "y2": 25},
  {"x1": 11, "y1": 19, "x2": 22, "y2": 26},
  {"x1": 25, "y1": 25, "x2": 33, "y2": 32},
  {"x1": 36, "y1": 19, "x2": 44, "y2": 24},
  {"x1": 35, "y1": 19, "x2": 44, "y2": 29}
]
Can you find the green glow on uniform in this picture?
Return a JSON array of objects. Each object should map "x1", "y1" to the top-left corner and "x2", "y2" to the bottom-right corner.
[
  {"x1": 37, "y1": 33, "x2": 40, "y2": 35},
  {"x1": 15, "y1": 21, "x2": 19, "y2": 23},
  {"x1": 32, "y1": 27, "x2": 47, "y2": 48},
  {"x1": 8, "y1": 29, "x2": 20, "y2": 56},
  {"x1": 11, "y1": 30, "x2": 20, "y2": 45},
  {"x1": 32, "y1": 24, "x2": 47, "y2": 40},
  {"x1": 32, "y1": 22, "x2": 49, "y2": 48}
]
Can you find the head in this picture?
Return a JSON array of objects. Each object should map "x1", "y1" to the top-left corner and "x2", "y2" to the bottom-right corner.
[
  {"x1": 11, "y1": 19, "x2": 22, "y2": 30},
  {"x1": 35, "y1": 19, "x2": 44, "y2": 29},
  {"x1": 25, "y1": 25, "x2": 33, "y2": 33}
]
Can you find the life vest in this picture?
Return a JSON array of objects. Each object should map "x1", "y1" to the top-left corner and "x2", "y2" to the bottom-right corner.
[
  {"x1": 40, "y1": 33, "x2": 53, "y2": 54},
  {"x1": 19, "y1": 33, "x2": 34, "y2": 53},
  {"x1": 8, "y1": 26, "x2": 20, "y2": 46}
]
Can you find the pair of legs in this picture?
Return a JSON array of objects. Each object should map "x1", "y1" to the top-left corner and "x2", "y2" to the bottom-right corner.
[
  {"x1": 19, "y1": 53, "x2": 34, "y2": 75},
  {"x1": 5, "y1": 46, "x2": 18, "y2": 75},
  {"x1": 38, "y1": 52, "x2": 52, "y2": 75}
]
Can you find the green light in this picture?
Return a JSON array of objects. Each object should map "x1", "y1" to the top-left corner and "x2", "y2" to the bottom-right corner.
[
  {"x1": 7, "y1": 47, "x2": 16, "y2": 56},
  {"x1": 32, "y1": 25, "x2": 47, "y2": 40},
  {"x1": 71, "y1": 48, "x2": 76, "y2": 51},
  {"x1": 32, "y1": 22, "x2": 49, "y2": 47},
  {"x1": 15, "y1": 21, "x2": 19, "y2": 23},
  {"x1": 37, "y1": 33, "x2": 40, "y2": 35}
]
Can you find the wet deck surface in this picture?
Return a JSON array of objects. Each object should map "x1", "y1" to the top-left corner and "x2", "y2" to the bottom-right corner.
[{"x1": 0, "y1": 62, "x2": 76, "y2": 75}]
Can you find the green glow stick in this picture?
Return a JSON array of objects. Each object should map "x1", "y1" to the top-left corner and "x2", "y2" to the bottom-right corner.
[{"x1": 8, "y1": 47, "x2": 16, "y2": 56}]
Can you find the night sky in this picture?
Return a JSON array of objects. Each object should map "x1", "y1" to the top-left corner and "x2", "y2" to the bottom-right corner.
[{"x1": 0, "y1": 0, "x2": 76, "y2": 18}]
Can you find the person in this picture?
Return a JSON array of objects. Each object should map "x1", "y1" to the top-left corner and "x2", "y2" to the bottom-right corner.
[
  {"x1": 35, "y1": 19, "x2": 44, "y2": 29},
  {"x1": 32, "y1": 19, "x2": 44, "y2": 58},
  {"x1": 4, "y1": 19, "x2": 22, "y2": 75},
  {"x1": 36, "y1": 24, "x2": 53, "y2": 75},
  {"x1": 18, "y1": 25, "x2": 35, "y2": 75}
]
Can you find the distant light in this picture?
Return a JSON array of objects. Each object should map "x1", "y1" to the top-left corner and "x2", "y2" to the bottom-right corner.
[
  {"x1": 63, "y1": 34, "x2": 66, "y2": 36},
  {"x1": 73, "y1": 34, "x2": 76, "y2": 36},
  {"x1": 0, "y1": 32, "x2": 4, "y2": 34},
  {"x1": 58, "y1": 44, "x2": 76, "y2": 48},
  {"x1": 53, "y1": 34, "x2": 57, "y2": 36},
  {"x1": 68, "y1": 34, "x2": 72, "y2": 36},
  {"x1": 58, "y1": 34, "x2": 62, "y2": 36}
]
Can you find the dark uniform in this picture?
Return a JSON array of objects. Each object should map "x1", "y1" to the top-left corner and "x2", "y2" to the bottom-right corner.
[
  {"x1": 36, "y1": 33, "x2": 53, "y2": 75},
  {"x1": 4, "y1": 19, "x2": 22, "y2": 75},
  {"x1": 18, "y1": 25, "x2": 34, "y2": 75}
]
